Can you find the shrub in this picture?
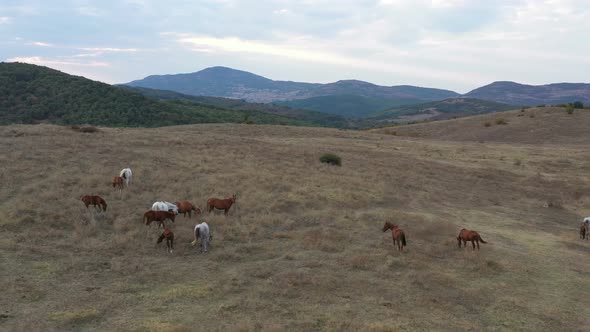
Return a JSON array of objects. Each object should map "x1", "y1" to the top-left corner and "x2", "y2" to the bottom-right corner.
[
  {"x1": 495, "y1": 118, "x2": 508, "y2": 125},
  {"x1": 536, "y1": 104, "x2": 545, "y2": 108},
  {"x1": 573, "y1": 101, "x2": 584, "y2": 109},
  {"x1": 566, "y1": 104, "x2": 574, "y2": 114},
  {"x1": 79, "y1": 125, "x2": 100, "y2": 133},
  {"x1": 320, "y1": 153, "x2": 342, "y2": 166},
  {"x1": 483, "y1": 122, "x2": 491, "y2": 127},
  {"x1": 529, "y1": 114, "x2": 535, "y2": 118}
]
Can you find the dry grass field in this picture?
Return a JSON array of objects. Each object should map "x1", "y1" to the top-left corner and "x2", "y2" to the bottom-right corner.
[{"x1": 2, "y1": 117, "x2": 590, "y2": 331}]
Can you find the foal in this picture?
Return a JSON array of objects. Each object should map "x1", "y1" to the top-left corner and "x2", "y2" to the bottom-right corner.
[
  {"x1": 457, "y1": 228, "x2": 487, "y2": 250},
  {"x1": 112, "y1": 176, "x2": 125, "y2": 192},
  {"x1": 157, "y1": 228, "x2": 174, "y2": 253},
  {"x1": 382, "y1": 222, "x2": 407, "y2": 251},
  {"x1": 580, "y1": 222, "x2": 589, "y2": 240}
]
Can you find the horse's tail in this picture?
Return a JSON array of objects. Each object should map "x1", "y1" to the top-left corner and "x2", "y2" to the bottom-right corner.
[
  {"x1": 401, "y1": 232, "x2": 407, "y2": 246},
  {"x1": 478, "y1": 235, "x2": 487, "y2": 244}
]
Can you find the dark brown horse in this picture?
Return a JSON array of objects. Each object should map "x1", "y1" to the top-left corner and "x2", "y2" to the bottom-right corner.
[
  {"x1": 157, "y1": 228, "x2": 174, "y2": 253},
  {"x1": 457, "y1": 228, "x2": 487, "y2": 250},
  {"x1": 207, "y1": 194, "x2": 237, "y2": 215},
  {"x1": 175, "y1": 201, "x2": 202, "y2": 218},
  {"x1": 580, "y1": 222, "x2": 589, "y2": 240},
  {"x1": 144, "y1": 210, "x2": 176, "y2": 228},
  {"x1": 382, "y1": 222, "x2": 407, "y2": 251},
  {"x1": 80, "y1": 195, "x2": 107, "y2": 211},
  {"x1": 112, "y1": 176, "x2": 124, "y2": 192}
]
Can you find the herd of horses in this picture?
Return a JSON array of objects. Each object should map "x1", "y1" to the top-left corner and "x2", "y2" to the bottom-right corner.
[{"x1": 81, "y1": 167, "x2": 590, "y2": 254}]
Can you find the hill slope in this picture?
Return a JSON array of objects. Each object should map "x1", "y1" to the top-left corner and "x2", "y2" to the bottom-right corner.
[
  {"x1": 0, "y1": 62, "x2": 314, "y2": 127},
  {"x1": 124, "y1": 66, "x2": 459, "y2": 103},
  {"x1": 464, "y1": 81, "x2": 590, "y2": 106},
  {"x1": 371, "y1": 106, "x2": 590, "y2": 144},
  {"x1": 2, "y1": 123, "x2": 589, "y2": 330},
  {"x1": 365, "y1": 98, "x2": 516, "y2": 125},
  {"x1": 122, "y1": 86, "x2": 351, "y2": 128}
]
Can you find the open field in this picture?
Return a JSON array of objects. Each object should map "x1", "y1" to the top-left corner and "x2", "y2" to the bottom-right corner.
[{"x1": 2, "y1": 121, "x2": 590, "y2": 331}]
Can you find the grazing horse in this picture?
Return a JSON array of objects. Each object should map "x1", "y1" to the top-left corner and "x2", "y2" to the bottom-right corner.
[
  {"x1": 157, "y1": 228, "x2": 174, "y2": 253},
  {"x1": 152, "y1": 201, "x2": 179, "y2": 215},
  {"x1": 119, "y1": 168, "x2": 132, "y2": 187},
  {"x1": 80, "y1": 195, "x2": 107, "y2": 211},
  {"x1": 580, "y1": 222, "x2": 589, "y2": 240},
  {"x1": 144, "y1": 210, "x2": 176, "y2": 228},
  {"x1": 457, "y1": 228, "x2": 487, "y2": 250},
  {"x1": 191, "y1": 221, "x2": 212, "y2": 252},
  {"x1": 382, "y1": 222, "x2": 407, "y2": 251},
  {"x1": 207, "y1": 194, "x2": 237, "y2": 215},
  {"x1": 112, "y1": 176, "x2": 125, "y2": 192},
  {"x1": 175, "y1": 201, "x2": 202, "y2": 218}
]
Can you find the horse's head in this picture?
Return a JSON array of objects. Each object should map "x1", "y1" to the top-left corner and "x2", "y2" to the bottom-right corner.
[
  {"x1": 382, "y1": 222, "x2": 391, "y2": 232},
  {"x1": 195, "y1": 207, "x2": 202, "y2": 214},
  {"x1": 156, "y1": 233, "x2": 165, "y2": 244}
]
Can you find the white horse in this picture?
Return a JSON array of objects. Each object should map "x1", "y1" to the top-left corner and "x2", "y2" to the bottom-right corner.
[
  {"x1": 151, "y1": 201, "x2": 179, "y2": 215},
  {"x1": 119, "y1": 168, "x2": 133, "y2": 187},
  {"x1": 191, "y1": 221, "x2": 212, "y2": 252}
]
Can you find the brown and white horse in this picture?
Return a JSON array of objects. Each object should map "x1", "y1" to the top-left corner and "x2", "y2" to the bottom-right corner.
[
  {"x1": 175, "y1": 201, "x2": 202, "y2": 218},
  {"x1": 80, "y1": 195, "x2": 107, "y2": 211},
  {"x1": 207, "y1": 194, "x2": 237, "y2": 215},
  {"x1": 157, "y1": 228, "x2": 174, "y2": 253},
  {"x1": 457, "y1": 228, "x2": 487, "y2": 250},
  {"x1": 382, "y1": 222, "x2": 407, "y2": 251}
]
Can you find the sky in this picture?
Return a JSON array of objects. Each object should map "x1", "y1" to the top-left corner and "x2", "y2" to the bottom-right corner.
[{"x1": 1, "y1": 0, "x2": 589, "y2": 93}]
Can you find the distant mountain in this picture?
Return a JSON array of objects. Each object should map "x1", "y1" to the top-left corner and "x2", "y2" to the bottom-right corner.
[
  {"x1": 464, "y1": 81, "x2": 590, "y2": 106},
  {"x1": 124, "y1": 66, "x2": 459, "y2": 103},
  {"x1": 363, "y1": 98, "x2": 516, "y2": 126},
  {"x1": 275, "y1": 94, "x2": 422, "y2": 118},
  {"x1": 0, "y1": 62, "x2": 315, "y2": 127},
  {"x1": 123, "y1": 86, "x2": 351, "y2": 128}
]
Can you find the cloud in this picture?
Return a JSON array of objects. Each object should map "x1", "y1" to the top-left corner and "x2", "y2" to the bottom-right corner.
[
  {"x1": 0, "y1": 16, "x2": 11, "y2": 24},
  {"x1": 6, "y1": 56, "x2": 110, "y2": 68},
  {"x1": 29, "y1": 41, "x2": 53, "y2": 47},
  {"x1": 79, "y1": 47, "x2": 139, "y2": 52}
]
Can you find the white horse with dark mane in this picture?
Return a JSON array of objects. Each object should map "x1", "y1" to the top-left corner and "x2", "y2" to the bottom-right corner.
[
  {"x1": 152, "y1": 201, "x2": 179, "y2": 215},
  {"x1": 120, "y1": 168, "x2": 133, "y2": 187}
]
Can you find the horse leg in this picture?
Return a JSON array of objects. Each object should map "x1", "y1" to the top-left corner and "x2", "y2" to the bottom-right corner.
[
  {"x1": 471, "y1": 240, "x2": 476, "y2": 251},
  {"x1": 476, "y1": 240, "x2": 480, "y2": 250},
  {"x1": 224, "y1": 208, "x2": 229, "y2": 216}
]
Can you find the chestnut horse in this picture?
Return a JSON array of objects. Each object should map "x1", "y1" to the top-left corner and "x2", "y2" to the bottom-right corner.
[
  {"x1": 80, "y1": 195, "x2": 107, "y2": 211},
  {"x1": 157, "y1": 228, "x2": 174, "y2": 253},
  {"x1": 144, "y1": 210, "x2": 176, "y2": 228},
  {"x1": 580, "y1": 222, "x2": 589, "y2": 240},
  {"x1": 112, "y1": 176, "x2": 124, "y2": 192},
  {"x1": 207, "y1": 194, "x2": 237, "y2": 215},
  {"x1": 175, "y1": 201, "x2": 202, "y2": 218},
  {"x1": 457, "y1": 228, "x2": 487, "y2": 250},
  {"x1": 382, "y1": 222, "x2": 407, "y2": 251}
]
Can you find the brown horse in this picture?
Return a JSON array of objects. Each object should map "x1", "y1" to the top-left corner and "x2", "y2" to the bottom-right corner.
[
  {"x1": 144, "y1": 210, "x2": 176, "y2": 228},
  {"x1": 580, "y1": 222, "x2": 589, "y2": 240},
  {"x1": 207, "y1": 194, "x2": 237, "y2": 215},
  {"x1": 112, "y1": 176, "x2": 124, "y2": 192},
  {"x1": 382, "y1": 222, "x2": 407, "y2": 251},
  {"x1": 157, "y1": 228, "x2": 174, "y2": 253},
  {"x1": 457, "y1": 228, "x2": 487, "y2": 250},
  {"x1": 175, "y1": 201, "x2": 202, "y2": 218},
  {"x1": 80, "y1": 195, "x2": 107, "y2": 211}
]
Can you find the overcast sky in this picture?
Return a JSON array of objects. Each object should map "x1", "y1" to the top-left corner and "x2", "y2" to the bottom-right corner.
[{"x1": 1, "y1": 0, "x2": 588, "y2": 93}]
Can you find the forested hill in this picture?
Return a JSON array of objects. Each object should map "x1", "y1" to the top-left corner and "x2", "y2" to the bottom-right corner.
[{"x1": 0, "y1": 62, "x2": 314, "y2": 127}]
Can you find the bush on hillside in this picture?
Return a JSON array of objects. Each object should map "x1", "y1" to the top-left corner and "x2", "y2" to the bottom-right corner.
[
  {"x1": 320, "y1": 153, "x2": 342, "y2": 166},
  {"x1": 483, "y1": 121, "x2": 491, "y2": 127},
  {"x1": 566, "y1": 104, "x2": 574, "y2": 114},
  {"x1": 495, "y1": 118, "x2": 508, "y2": 125},
  {"x1": 572, "y1": 101, "x2": 584, "y2": 109}
]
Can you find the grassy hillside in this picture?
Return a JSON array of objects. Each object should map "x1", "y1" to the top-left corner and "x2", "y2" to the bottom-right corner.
[
  {"x1": 371, "y1": 106, "x2": 590, "y2": 144},
  {"x1": 122, "y1": 86, "x2": 351, "y2": 128},
  {"x1": 365, "y1": 98, "x2": 516, "y2": 125},
  {"x1": 2, "y1": 122, "x2": 589, "y2": 330},
  {"x1": 465, "y1": 81, "x2": 590, "y2": 106},
  {"x1": 0, "y1": 62, "x2": 314, "y2": 127},
  {"x1": 275, "y1": 94, "x2": 421, "y2": 118}
]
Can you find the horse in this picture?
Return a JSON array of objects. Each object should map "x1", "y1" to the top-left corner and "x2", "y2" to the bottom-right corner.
[
  {"x1": 119, "y1": 168, "x2": 132, "y2": 187},
  {"x1": 112, "y1": 176, "x2": 125, "y2": 192},
  {"x1": 144, "y1": 210, "x2": 176, "y2": 228},
  {"x1": 80, "y1": 195, "x2": 107, "y2": 211},
  {"x1": 207, "y1": 194, "x2": 237, "y2": 215},
  {"x1": 191, "y1": 221, "x2": 212, "y2": 252},
  {"x1": 382, "y1": 222, "x2": 407, "y2": 251},
  {"x1": 157, "y1": 228, "x2": 174, "y2": 253},
  {"x1": 580, "y1": 222, "x2": 589, "y2": 240},
  {"x1": 457, "y1": 228, "x2": 487, "y2": 250},
  {"x1": 175, "y1": 201, "x2": 202, "y2": 218},
  {"x1": 152, "y1": 201, "x2": 179, "y2": 215}
]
